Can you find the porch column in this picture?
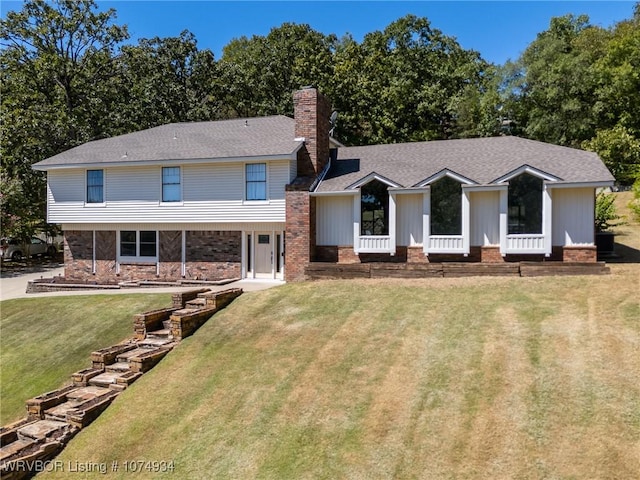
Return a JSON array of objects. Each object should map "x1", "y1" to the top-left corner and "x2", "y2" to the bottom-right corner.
[{"x1": 499, "y1": 188, "x2": 508, "y2": 256}]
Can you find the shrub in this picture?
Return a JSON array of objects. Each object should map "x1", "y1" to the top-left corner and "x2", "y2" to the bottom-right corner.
[{"x1": 595, "y1": 191, "x2": 624, "y2": 232}]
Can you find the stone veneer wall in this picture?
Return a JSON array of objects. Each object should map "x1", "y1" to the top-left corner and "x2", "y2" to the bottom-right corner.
[
  {"x1": 184, "y1": 231, "x2": 241, "y2": 280},
  {"x1": 64, "y1": 231, "x2": 93, "y2": 280},
  {"x1": 63, "y1": 230, "x2": 241, "y2": 283}
]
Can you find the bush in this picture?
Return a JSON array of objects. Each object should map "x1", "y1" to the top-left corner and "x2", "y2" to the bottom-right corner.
[
  {"x1": 629, "y1": 178, "x2": 640, "y2": 222},
  {"x1": 595, "y1": 191, "x2": 624, "y2": 232}
]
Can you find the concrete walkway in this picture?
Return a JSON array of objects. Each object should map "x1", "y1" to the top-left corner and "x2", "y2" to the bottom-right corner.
[{"x1": 0, "y1": 265, "x2": 283, "y2": 301}]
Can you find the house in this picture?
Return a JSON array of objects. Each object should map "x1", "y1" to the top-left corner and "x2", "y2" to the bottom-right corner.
[{"x1": 33, "y1": 87, "x2": 615, "y2": 283}]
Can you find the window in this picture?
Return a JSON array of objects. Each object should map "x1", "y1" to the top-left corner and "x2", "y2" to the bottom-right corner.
[
  {"x1": 508, "y1": 173, "x2": 543, "y2": 234},
  {"x1": 87, "y1": 170, "x2": 104, "y2": 203},
  {"x1": 120, "y1": 231, "x2": 157, "y2": 259},
  {"x1": 361, "y1": 180, "x2": 389, "y2": 235},
  {"x1": 431, "y1": 176, "x2": 462, "y2": 235},
  {"x1": 246, "y1": 163, "x2": 267, "y2": 200},
  {"x1": 162, "y1": 167, "x2": 181, "y2": 202}
]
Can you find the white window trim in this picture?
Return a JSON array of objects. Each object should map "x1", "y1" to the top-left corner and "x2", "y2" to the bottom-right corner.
[
  {"x1": 244, "y1": 162, "x2": 270, "y2": 203},
  {"x1": 85, "y1": 169, "x2": 106, "y2": 206},
  {"x1": 117, "y1": 230, "x2": 159, "y2": 263},
  {"x1": 499, "y1": 183, "x2": 552, "y2": 256},
  {"x1": 422, "y1": 184, "x2": 470, "y2": 255},
  {"x1": 160, "y1": 166, "x2": 182, "y2": 204}
]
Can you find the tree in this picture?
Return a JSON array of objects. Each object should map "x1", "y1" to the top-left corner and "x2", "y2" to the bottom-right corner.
[
  {"x1": 219, "y1": 23, "x2": 336, "y2": 118},
  {"x1": 1, "y1": 0, "x2": 127, "y2": 239},
  {"x1": 116, "y1": 30, "x2": 222, "y2": 132},
  {"x1": 506, "y1": 15, "x2": 609, "y2": 147},
  {"x1": 583, "y1": 126, "x2": 640, "y2": 185},
  {"x1": 331, "y1": 15, "x2": 492, "y2": 145}
]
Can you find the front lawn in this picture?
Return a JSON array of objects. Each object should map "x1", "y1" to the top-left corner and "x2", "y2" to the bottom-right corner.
[{"x1": 0, "y1": 293, "x2": 171, "y2": 424}]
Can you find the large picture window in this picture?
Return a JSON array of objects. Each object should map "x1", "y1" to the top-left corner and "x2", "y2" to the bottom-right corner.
[
  {"x1": 120, "y1": 231, "x2": 157, "y2": 259},
  {"x1": 361, "y1": 180, "x2": 389, "y2": 235},
  {"x1": 508, "y1": 173, "x2": 543, "y2": 234},
  {"x1": 246, "y1": 163, "x2": 267, "y2": 200},
  {"x1": 430, "y1": 176, "x2": 462, "y2": 235},
  {"x1": 86, "y1": 170, "x2": 104, "y2": 203},
  {"x1": 162, "y1": 167, "x2": 181, "y2": 202}
]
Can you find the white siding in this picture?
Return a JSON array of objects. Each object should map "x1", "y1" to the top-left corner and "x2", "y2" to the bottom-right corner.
[
  {"x1": 268, "y1": 160, "x2": 289, "y2": 201},
  {"x1": 552, "y1": 187, "x2": 595, "y2": 245},
  {"x1": 107, "y1": 166, "x2": 159, "y2": 201},
  {"x1": 396, "y1": 194, "x2": 423, "y2": 246},
  {"x1": 470, "y1": 191, "x2": 500, "y2": 246},
  {"x1": 47, "y1": 160, "x2": 291, "y2": 224},
  {"x1": 62, "y1": 222, "x2": 285, "y2": 231},
  {"x1": 184, "y1": 163, "x2": 241, "y2": 202},
  {"x1": 48, "y1": 170, "x2": 84, "y2": 202},
  {"x1": 289, "y1": 158, "x2": 297, "y2": 182},
  {"x1": 316, "y1": 195, "x2": 353, "y2": 246}
]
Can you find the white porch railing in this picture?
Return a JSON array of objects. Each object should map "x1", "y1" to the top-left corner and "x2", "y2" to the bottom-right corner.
[
  {"x1": 506, "y1": 234, "x2": 545, "y2": 252},
  {"x1": 357, "y1": 235, "x2": 392, "y2": 252},
  {"x1": 427, "y1": 235, "x2": 464, "y2": 252}
]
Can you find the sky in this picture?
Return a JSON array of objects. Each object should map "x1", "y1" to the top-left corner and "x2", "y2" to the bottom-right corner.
[{"x1": 1, "y1": 1, "x2": 637, "y2": 64}]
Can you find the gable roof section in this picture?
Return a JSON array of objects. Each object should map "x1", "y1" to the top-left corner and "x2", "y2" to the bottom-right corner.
[
  {"x1": 316, "y1": 136, "x2": 614, "y2": 192},
  {"x1": 33, "y1": 116, "x2": 302, "y2": 169}
]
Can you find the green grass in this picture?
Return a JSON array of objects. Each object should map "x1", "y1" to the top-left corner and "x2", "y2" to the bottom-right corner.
[
  {"x1": 36, "y1": 271, "x2": 639, "y2": 479},
  {"x1": 6, "y1": 194, "x2": 640, "y2": 478},
  {"x1": 0, "y1": 294, "x2": 171, "y2": 424}
]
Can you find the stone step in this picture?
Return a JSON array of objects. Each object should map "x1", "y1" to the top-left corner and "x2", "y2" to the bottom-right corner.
[
  {"x1": 66, "y1": 386, "x2": 112, "y2": 402},
  {"x1": 185, "y1": 297, "x2": 207, "y2": 308},
  {"x1": 116, "y1": 346, "x2": 158, "y2": 362},
  {"x1": 88, "y1": 371, "x2": 130, "y2": 388},
  {"x1": 139, "y1": 336, "x2": 175, "y2": 347},
  {"x1": 0, "y1": 438, "x2": 37, "y2": 462},
  {"x1": 44, "y1": 400, "x2": 83, "y2": 421},
  {"x1": 162, "y1": 319, "x2": 172, "y2": 329},
  {"x1": 148, "y1": 328, "x2": 171, "y2": 338},
  {"x1": 17, "y1": 419, "x2": 68, "y2": 441},
  {"x1": 105, "y1": 362, "x2": 132, "y2": 373}
]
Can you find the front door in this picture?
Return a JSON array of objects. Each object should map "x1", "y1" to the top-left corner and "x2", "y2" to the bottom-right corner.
[{"x1": 255, "y1": 233, "x2": 272, "y2": 278}]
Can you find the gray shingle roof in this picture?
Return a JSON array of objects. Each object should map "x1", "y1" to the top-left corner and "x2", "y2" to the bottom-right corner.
[
  {"x1": 317, "y1": 136, "x2": 614, "y2": 191},
  {"x1": 33, "y1": 116, "x2": 301, "y2": 168}
]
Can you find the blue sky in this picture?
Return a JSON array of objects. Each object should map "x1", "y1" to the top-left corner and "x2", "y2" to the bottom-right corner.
[{"x1": 1, "y1": 1, "x2": 637, "y2": 64}]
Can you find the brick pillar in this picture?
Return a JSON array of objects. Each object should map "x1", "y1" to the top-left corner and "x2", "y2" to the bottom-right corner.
[
  {"x1": 285, "y1": 185, "x2": 316, "y2": 282},
  {"x1": 294, "y1": 87, "x2": 331, "y2": 176},
  {"x1": 562, "y1": 246, "x2": 597, "y2": 262}
]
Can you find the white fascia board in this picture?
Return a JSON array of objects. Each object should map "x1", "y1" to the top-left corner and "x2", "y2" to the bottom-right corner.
[
  {"x1": 462, "y1": 184, "x2": 508, "y2": 192},
  {"x1": 32, "y1": 152, "x2": 300, "y2": 171},
  {"x1": 544, "y1": 181, "x2": 614, "y2": 189},
  {"x1": 414, "y1": 169, "x2": 477, "y2": 187},
  {"x1": 387, "y1": 187, "x2": 430, "y2": 195},
  {"x1": 492, "y1": 164, "x2": 562, "y2": 183},
  {"x1": 310, "y1": 190, "x2": 359, "y2": 197},
  {"x1": 346, "y1": 172, "x2": 403, "y2": 190}
]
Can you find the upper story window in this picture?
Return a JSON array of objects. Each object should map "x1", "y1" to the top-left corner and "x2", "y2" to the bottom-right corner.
[
  {"x1": 361, "y1": 180, "x2": 389, "y2": 236},
  {"x1": 120, "y1": 230, "x2": 157, "y2": 260},
  {"x1": 246, "y1": 163, "x2": 267, "y2": 201},
  {"x1": 431, "y1": 176, "x2": 462, "y2": 235},
  {"x1": 162, "y1": 167, "x2": 181, "y2": 202},
  {"x1": 508, "y1": 173, "x2": 543, "y2": 234},
  {"x1": 86, "y1": 169, "x2": 104, "y2": 203}
]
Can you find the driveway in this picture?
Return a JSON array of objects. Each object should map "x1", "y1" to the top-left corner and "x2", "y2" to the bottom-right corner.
[{"x1": 0, "y1": 262, "x2": 283, "y2": 301}]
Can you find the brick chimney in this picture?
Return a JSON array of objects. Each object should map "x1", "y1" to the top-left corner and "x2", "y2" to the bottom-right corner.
[{"x1": 294, "y1": 87, "x2": 331, "y2": 177}]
